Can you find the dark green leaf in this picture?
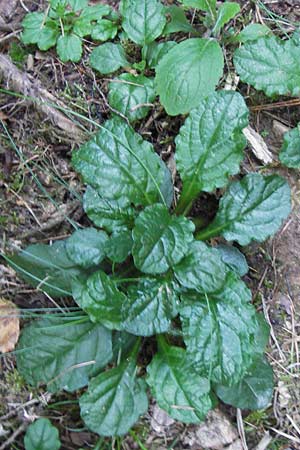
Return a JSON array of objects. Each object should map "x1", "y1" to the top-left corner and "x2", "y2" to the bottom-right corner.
[
  {"x1": 175, "y1": 91, "x2": 248, "y2": 206},
  {"x1": 142, "y1": 41, "x2": 177, "y2": 69},
  {"x1": 24, "y1": 418, "x2": 61, "y2": 450},
  {"x1": 8, "y1": 241, "x2": 83, "y2": 297},
  {"x1": 105, "y1": 229, "x2": 133, "y2": 263},
  {"x1": 234, "y1": 36, "x2": 300, "y2": 97},
  {"x1": 279, "y1": 125, "x2": 300, "y2": 168},
  {"x1": 174, "y1": 241, "x2": 228, "y2": 294},
  {"x1": 72, "y1": 118, "x2": 172, "y2": 208},
  {"x1": 132, "y1": 204, "x2": 195, "y2": 274},
  {"x1": 17, "y1": 314, "x2": 112, "y2": 393},
  {"x1": 90, "y1": 43, "x2": 129, "y2": 74},
  {"x1": 215, "y1": 357, "x2": 273, "y2": 409},
  {"x1": 213, "y1": 2, "x2": 240, "y2": 34},
  {"x1": 112, "y1": 331, "x2": 138, "y2": 361},
  {"x1": 123, "y1": 279, "x2": 179, "y2": 336},
  {"x1": 156, "y1": 38, "x2": 224, "y2": 115},
  {"x1": 83, "y1": 186, "x2": 136, "y2": 233},
  {"x1": 80, "y1": 344, "x2": 148, "y2": 436},
  {"x1": 179, "y1": 273, "x2": 263, "y2": 385},
  {"x1": 56, "y1": 34, "x2": 82, "y2": 62},
  {"x1": 72, "y1": 270, "x2": 125, "y2": 329},
  {"x1": 215, "y1": 244, "x2": 248, "y2": 276},
  {"x1": 91, "y1": 19, "x2": 118, "y2": 41},
  {"x1": 163, "y1": 6, "x2": 194, "y2": 34},
  {"x1": 108, "y1": 74, "x2": 156, "y2": 122},
  {"x1": 197, "y1": 173, "x2": 291, "y2": 245},
  {"x1": 147, "y1": 340, "x2": 213, "y2": 422},
  {"x1": 120, "y1": 0, "x2": 166, "y2": 45},
  {"x1": 66, "y1": 228, "x2": 108, "y2": 268},
  {"x1": 236, "y1": 24, "x2": 272, "y2": 43}
]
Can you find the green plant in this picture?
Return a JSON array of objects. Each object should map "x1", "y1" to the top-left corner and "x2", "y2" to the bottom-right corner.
[
  {"x1": 21, "y1": 0, "x2": 119, "y2": 62},
  {"x1": 24, "y1": 418, "x2": 61, "y2": 450},
  {"x1": 7, "y1": 0, "x2": 296, "y2": 440}
]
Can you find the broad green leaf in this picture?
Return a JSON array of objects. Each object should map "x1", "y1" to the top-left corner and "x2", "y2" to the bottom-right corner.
[
  {"x1": 179, "y1": 0, "x2": 216, "y2": 14},
  {"x1": 72, "y1": 270, "x2": 125, "y2": 329},
  {"x1": 236, "y1": 24, "x2": 272, "y2": 43},
  {"x1": 216, "y1": 244, "x2": 248, "y2": 276},
  {"x1": 156, "y1": 38, "x2": 224, "y2": 115},
  {"x1": 234, "y1": 36, "x2": 300, "y2": 97},
  {"x1": 147, "y1": 340, "x2": 213, "y2": 422},
  {"x1": 66, "y1": 228, "x2": 108, "y2": 268},
  {"x1": 38, "y1": 26, "x2": 59, "y2": 51},
  {"x1": 90, "y1": 43, "x2": 129, "y2": 74},
  {"x1": 56, "y1": 34, "x2": 82, "y2": 62},
  {"x1": 163, "y1": 6, "x2": 194, "y2": 35},
  {"x1": 24, "y1": 418, "x2": 61, "y2": 450},
  {"x1": 7, "y1": 241, "x2": 83, "y2": 297},
  {"x1": 142, "y1": 41, "x2": 177, "y2": 69},
  {"x1": 68, "y1": 0, "x2": 88, "y2": 11},
  {"x1": 105, "y1": 229, "x2": 133, "y2": 263},
  {"x1": 83, "y1": 186, "x2": 136, "y2": 233},
  {"x1": 120, "y1": 0, "x2": 166, "y2": 45},
  {"x1": 91, "y1": 19, "x2": 118, "y2": 41},
  {"x1": 197, "y1": 173, "x2": 291, "y2": 245},
  {"x1": 132, "y1": 204, "x2": 195, "y2": 274},
  {"x1": 179, "y1": 273, "x2": 262, "y2": 384},
  {"x1": 213, "y1": 2, "x2": 240, "y2": 34},
  {"x1": 174, "y1": 241, "x2": 228, "y2": 294},
  {"x1": 108, "y1": 74, "x2": 156, "y2": 122},
  {"x1": 80, "y1": 4, "x2": 112, "y2": 21},
  {"x1": 17, "y1": 315, "x2": 112, "y2": 393},
  {"x1": 279, "y1": 125, "x2": 300, "y2": 168},
  {"x1": 175, "y1": 91, "x2": 248, "y2": 206},
  {"x1": 80, "y1": 344, "x2": 148, "y2": 436},
  {"x1": 215, "y1": 357, "x2": 273, "y2": 409},
  {"x1": 73, "y1": 18, "x2": 92, "y2": 37},
  {"x1": 72, "y1": 118, "x2": 173, "y2": 208},
  {"x1": 123, "y1": 279, "x2": 179, "y2": 336}
]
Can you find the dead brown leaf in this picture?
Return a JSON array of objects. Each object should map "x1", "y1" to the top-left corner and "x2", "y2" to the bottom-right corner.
[{"x1": 0, "y1": 297, "x2": 20, "y2": 353}]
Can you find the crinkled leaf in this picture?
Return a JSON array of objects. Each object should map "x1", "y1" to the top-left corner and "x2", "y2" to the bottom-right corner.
[
  {"x1": 72, "y1": 271, "x2": 125, "y2": 329},
  {"x1": 83, "y1": 186, "x2": 136, "y2": 233},
  {"x1": 163, "y1": 6, "x2": 194, "y2": 34},
  {"x1": 91, "y1": 19, "x2": 118, "y2": 41},
  {"x1": 66, "y1": 228, "x2": 108, "y2": 268},
  {"x1": 279, "y1": 125, "x2": 300, "y2": 168},
  {"x1": 147, "y1": 341, "x2": 213, "y2": 422},
  {"x1": 132, "y1": 204, "x2": 195, "y2": 274},
  {"x1": 72, "y1": 118, "x2": 172, "y2": 208},
  {"x1": 215, "y1": 244, "x2": 248, "y2": 276},
  {"x1": 90, "y1": 43, "x2": 129, "y2": 74},
  {"x1": 198, "y1": 173, "x2": 291, "y2": 245},
  {"x1": 142, "y1": 41, "x2": 177, "y2": 69},
  {"x1": 175, "y1": 91, "x2": 248, "y2": 206},
  {"x1": 80, "y1": 347, "x2": 148, "y2": 436},
  {"x1": 236, "y1": 24, "x2": 272, "y2": 43},
  {"x1": 56, "y1": 34, "x2": 82, "y2": 62},
  {"x1": 17, "y1": 314, "x2": 112, "y2": 393},
  {"x1": 68, "y1": 0, "x2": 88, "y2": 11},
  {"x1": 108, "y1": 74, "x2": 156, "y2": 122},
  {"x1": 174, "y1": 241, "x2": 228, "y2": 294},
  {"x1": 123, "y1": 279, "x2": 179, "y2": 336},
  {"x1": 179, "y1": 273, "x2": 263, "y2": 384},
  {"x1": 213, "y1": 2, "x2": 240, "y2": 34},
  {"x1": 24, "y1": 418, "x2": 61, "y2": 450},
  {"x1": 105, "y1": 229, "x2": 133, "y2": 263},
  {"x1": 156, "y1": 38, "x2": 224, "y2": 115},
  {"x1": 120, "y1": 0, "x2": 166, "y2": 45},
  {"x1": 234, "y1": 36, "x2": 300, "y2": 97},
  {"x1": 215, "y1": 357, "x2": 273, "y2": 410},
  {"x1": 8, "y1": 241, "x2": 84, "y2": 297}
]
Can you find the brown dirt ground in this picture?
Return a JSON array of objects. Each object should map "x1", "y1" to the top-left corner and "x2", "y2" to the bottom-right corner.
[{"x1": 0, "y1": 0, "x2": 300, "y2": 449}]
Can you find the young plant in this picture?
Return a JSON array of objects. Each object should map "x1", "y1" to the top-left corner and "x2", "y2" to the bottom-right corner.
[
  {"x1": 8, "y1": 88, "x2": 291, "y2": 437},
  {"x1": 21, "y1": 0, "x2": 119, "y2": 62}
]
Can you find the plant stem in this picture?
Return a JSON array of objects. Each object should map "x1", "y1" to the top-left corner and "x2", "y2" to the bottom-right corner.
[{"x1": 195, "y1": 225, "x2": 222, "y2": 241}]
